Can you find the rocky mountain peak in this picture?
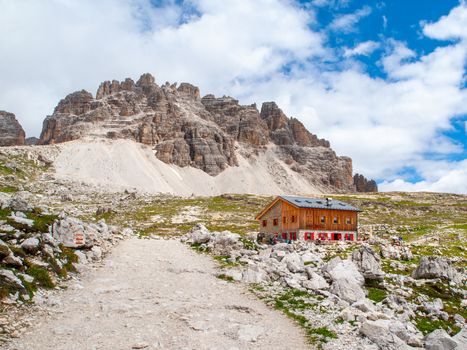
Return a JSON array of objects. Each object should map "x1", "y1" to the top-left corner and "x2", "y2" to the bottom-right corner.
[
  {"x1": 38, "y1": 73, "x2": 377, "y2": 192},
  {"x1": 353, "y1": 174, "x2": 378, "y2": 192},
  {"x1": 0, "y1": 111, "x2": 26, "y2": 147}
]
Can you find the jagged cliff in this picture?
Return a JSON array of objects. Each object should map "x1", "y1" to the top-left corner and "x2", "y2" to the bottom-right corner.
[
  {"x1": 39, "y1": 73, "x2": 376, "y2": 193},
  {"x1": 0, "y1": 111, "x2": 25, "y2": 147}
]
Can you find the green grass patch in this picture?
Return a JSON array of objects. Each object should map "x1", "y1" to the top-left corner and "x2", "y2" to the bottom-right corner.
[
  {"x1": 26, "y1": 266, "x2": 54, "y2": 289},
  {"x1": 0, "y1": 186, "x2": 18, "y2": 193},
  {"x1": 217, "y1": 273, "x2": 234, "y2": 282},
  {"x1": 27, "y1": 211, "x2": 58, "y2": 233},
  {"x1": 367, "y1": 287, "x2": 387, "y2": 303},
  {"x1": 307, "y1": 327, "x2": 338, "y2": 344},
  {"x1": 414, "y1": 316, "x2": 461, "y2": 336}
]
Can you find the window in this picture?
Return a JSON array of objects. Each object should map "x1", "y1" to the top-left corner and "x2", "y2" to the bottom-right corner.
[
  {"x1": 291, "y1": 215, "x2": 296, "y2": 223},
  {"x1": 320, "y1": 216, "x2": 326, "y2": 223},
  {"x1": 273, "y1": 218, "x2": 278, "y2": 226},
  {"x1": 333, "y1": 216, "x2": 338, "y2": 224},
  {"x1": 346, "y1": 217, "x2": 352, "y2": 225},
  {"x1": 262, "y1": 220, "x2": 267, "y2": 227},
  {"x1": 283, "y1": 216, "x2": 287, "y2": 224}
]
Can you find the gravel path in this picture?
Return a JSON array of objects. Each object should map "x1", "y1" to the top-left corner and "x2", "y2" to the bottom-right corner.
[{"x1": 7, "y1": 238, "x2": 309, "y2": 350}]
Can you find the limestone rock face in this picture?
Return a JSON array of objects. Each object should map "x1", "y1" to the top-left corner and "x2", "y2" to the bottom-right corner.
[
  {"x1": 0, "y1": 111, "x2": 25, "y2": 146},
  {"x1": 354, "y1": 173, "x2": 378, "y2": 192},
  {"x1": 38, "y1": 73, "x2": 376, "y2": 191}
]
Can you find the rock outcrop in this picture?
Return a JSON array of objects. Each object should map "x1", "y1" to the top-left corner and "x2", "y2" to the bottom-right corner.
[
  {"x1": 39, "y1": 73, "x2": 376, "y2": 191},
  {"x1": 354, "y1": 173, "x2": 378, "y2": 192},
  {"x1": 0, "y1": 111, "x2": 25, "y2": 146},
  {"x1": 412, "y1": 256, "x2": 462, "y2": 283}
]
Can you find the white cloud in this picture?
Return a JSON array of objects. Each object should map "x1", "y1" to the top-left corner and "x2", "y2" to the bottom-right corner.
[
  {"x1": 0, "y1": 0, "x2": 466, "y2": 194},
  {"x1": 379, "y1": 160, "x2": 467, "y2": 194},
  {"x1": 423, "y1": 1, "x2": 467, "y2": 40},
  {"x1": 329, "y1": 6, "x2": 372, "y2": 33},
  {"x1": 343, "y1": 41, "x2": 380, "y2": 57},
  {"x1": 0, "y1": 0, "x2": 324, "y2": 135}
]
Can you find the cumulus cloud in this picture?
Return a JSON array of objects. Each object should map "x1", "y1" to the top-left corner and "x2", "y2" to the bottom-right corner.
[
  {"x1": 422, "y1": 1, "x2": 467, "y2": 40},
  {"x1": 0, "y1": 0, "x2": 324, "y2": 135},
  {"x1": 379, "y1": 160, "x2": 467, "y2": 194},
  {"x1": 343, "y1": 41, "x2": 380, "y2": 57},
  {"x1": 0, "y1": 0, "x2": 466, "y2": 194},
  {"x1": 329, "y1": 6, "x2": 372, "y2": 33}
]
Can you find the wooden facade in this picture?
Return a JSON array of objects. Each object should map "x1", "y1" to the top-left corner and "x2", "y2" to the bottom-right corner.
[{"x1": 256, "y1": 196, "x2": 360, "y2": 242}]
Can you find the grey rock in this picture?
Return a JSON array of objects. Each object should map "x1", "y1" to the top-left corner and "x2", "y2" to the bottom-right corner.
[
  {"x1": 413, "y1": 256, "x2": 462, "y2": 283},
  {"x1": 352, "y1": 245, "x2": 385, "y2": 280},
  {"x1": 360, "y1": 319, "x2": 412, "y2": 350},
  {"x1": 0, "y1": 269, "x2": 24, "y2": 290},
  {"x1": 9, "y1": 195, "x2": 32, "y2": 212},
  {"x1": 424, "y1": 329, "x2": 457, "y2": 350},
  {"x1": 452, "y1": 327, "x2": 467, "y2": 349},
  {"x1": 352, "y1": 298, "x2": 376, "y2": 313},
  {"x1": 330, "y1": 278, "x2": 366, "y2": 303},
  {"x1": 282, "y1": 252, "x2": 304, "y2": 273},
  {"x1": 20, "y1": 237, "x2": 40, "y2": 253},
  {"x1": 52, "y1": 217, "x2": 97, "y2": 248},
  {"x1": 322, "y1": 257, "x2": 365, "y2": 286},
  {"x1": 3, "y1": 253, "x2": 23, "y2": 267},
  {"x1": 181, "y1": 224, "x2": 211, "y2": 244},
  {"x1": 303, "y1": 271, "x2": 329, "y2": 290}
]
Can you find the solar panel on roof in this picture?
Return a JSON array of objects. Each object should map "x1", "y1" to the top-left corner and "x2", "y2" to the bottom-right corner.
[
  {"x1": 305, "y1": 200, "x2": 312, "y2": 203},
  {"x1": 339, "y1": 203, "x2": 345, "y2": 206},
  {"x1": 316, "y1": 200, "x2": 323, "y2": 204}
]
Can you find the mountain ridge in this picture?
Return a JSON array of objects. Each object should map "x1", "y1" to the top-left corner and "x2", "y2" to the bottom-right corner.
[{"x1": 3, "y1": 73, "x2": 377, "y2": 193}]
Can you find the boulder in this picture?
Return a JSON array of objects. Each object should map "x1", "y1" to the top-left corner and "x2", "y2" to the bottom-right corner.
[
  {"x1": 209, "y1": 230, "x2": 242, "y2": 255},
  {"x1": 359, "y1": 320, "x2": 412, "y2": 350},
  {"x1": 412, "y1": 256, "x2": 462, "y2": 283},
  {"x1": 452, "y1": 327, "x2": 467, "y2": 349},
  {"x1": 352, "y1": 246, "x2": 385, "y2": 280},
  {"x1": 322, "y1": 257, "x2": 365, "y2": 286},
  {"x1": 3, "y1": 253, "x2": 23, "y2": 267},
  {"x1": 0, "y1": 192, "x2": 11, "y2": 209},
  {"x1": 353, "y1": 298, "x2": 376, "y2": 313},
  {"x1": 20, "y1": 237, "x2": 40, "y2": 253},
  {"x1": 52, "y1": 217, "x2": 97, "y2": 248},
  {"x1": 303, "y1": 270, "x2": 329, "y2": 290},
  {"x1": 282, "y1": 252, "x2": 304, "y2": 273},
  {"x1": 9, "y1": 194, "x2": 32, "y2": 212},
  {"x1": 330, "y1": 278, "x2": 365, "y2": 303},
  {"x1": 0, "y1": 269, "x2": 24, "y2": 291},
  {"x1": 424, "y1": 329, "x2": 457, "y2": 350},
  {"x1": 181, "y1": 224, "x2": 211, "y2": 245}
]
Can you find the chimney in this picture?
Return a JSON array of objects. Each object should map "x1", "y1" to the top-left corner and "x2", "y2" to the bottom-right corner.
[{"x1": 326, "y1": 197, "x2": 333, "y2": 206}]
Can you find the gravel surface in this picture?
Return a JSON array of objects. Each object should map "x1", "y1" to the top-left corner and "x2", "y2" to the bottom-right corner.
[{"x1": 6, "y1": 237, "x2": 309, "y2": 350}]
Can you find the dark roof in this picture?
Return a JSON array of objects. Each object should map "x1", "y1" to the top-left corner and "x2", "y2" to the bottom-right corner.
[{"x1": 280, "y1": 195, "x2": 361, "y2": 212}]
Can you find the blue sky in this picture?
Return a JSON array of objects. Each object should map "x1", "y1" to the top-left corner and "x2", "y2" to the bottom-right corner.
[
  {"x1": 0, "y1": 0, "x2": 466, "y2": 193},
  {"x1": 299, "y1": 0, "x2": 466, "y2": 186}
]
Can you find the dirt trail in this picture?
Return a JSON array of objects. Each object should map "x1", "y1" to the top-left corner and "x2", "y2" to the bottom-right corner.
[{"x1": 6, "y1": 238, "x2": 309, "y2": 350}]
